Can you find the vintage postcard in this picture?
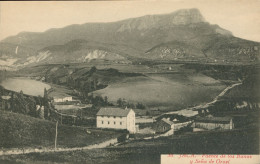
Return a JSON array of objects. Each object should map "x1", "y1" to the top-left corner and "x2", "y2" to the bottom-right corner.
[{"x1": 0, "y1": 0, "x2": 259, "y2": 164}]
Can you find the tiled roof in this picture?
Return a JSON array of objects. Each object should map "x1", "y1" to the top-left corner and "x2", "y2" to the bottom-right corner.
[
  {"x1": 195, "y1": 116, "x2": 232, "y2": 123},
  {"x1": 96, "y1": 107, "x2": 132, "y2": 117},
  {"x1": 1, "y1": 96, "x2": 11, "y2": 100},
  {"x1": 161, "y1": 118, "x2": 174, "y2": 125},
  {"x1": 53, "y1": 95, "x2": 72, "y2": 99}
]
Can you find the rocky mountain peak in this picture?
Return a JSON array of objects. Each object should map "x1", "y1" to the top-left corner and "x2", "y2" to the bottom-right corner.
[
  {"x1": 117, "y1": 8, "x2": 206, "y2": 32},
  {"x1": 169, "y1": 8, "x2": 206, "y2": 25}
]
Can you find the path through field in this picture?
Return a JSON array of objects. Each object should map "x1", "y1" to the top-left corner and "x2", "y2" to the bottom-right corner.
[{"x1": 0, "y1": 138, "x2": 118, "y2": 156}]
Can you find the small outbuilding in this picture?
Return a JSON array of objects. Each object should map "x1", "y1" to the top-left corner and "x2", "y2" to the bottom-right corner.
[
  {"x1": 153, "y1": 117, "x2": 192, "y2": 134},
  {"x1": 53, "y1": 96, "x2": 73, "y2": 103},
  {"x1": 153, "y1": 118, "x2": 174, "y2": 133},
  {"x1": 193, "y1": 115, "x2": 234, "y2": 130}
]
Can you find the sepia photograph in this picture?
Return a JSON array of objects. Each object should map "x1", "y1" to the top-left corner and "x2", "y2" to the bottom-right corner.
[{"x1": 0, "y1": 0, "x2": 259, "y2": 163}]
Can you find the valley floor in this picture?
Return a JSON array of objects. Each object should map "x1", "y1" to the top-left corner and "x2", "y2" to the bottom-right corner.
[{"x1": 0, "y1": 63, "x2": 259, "y2": 164}]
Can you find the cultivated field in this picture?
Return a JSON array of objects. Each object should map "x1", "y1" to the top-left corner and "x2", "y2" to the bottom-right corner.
[{"x1": 48, "y1": 83, "x2": 75, "y2": 98}]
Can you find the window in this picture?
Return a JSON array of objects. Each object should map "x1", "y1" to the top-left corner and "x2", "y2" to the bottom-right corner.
[
  {"x1": 120, "y1": 122, "x2": 122, "y2": 125},
  {"x1": 108, "y1": 121, "x2": 110, "y2": 124},
  {"x1": 114, "y1": 121, "x2": 116, "y2": 125},
  {"x1": 114, "y1": 116, "x2": 116, "y2": 119},
  {"x1": 101, "y1": 121, "x2": 104, "y2": 124}
]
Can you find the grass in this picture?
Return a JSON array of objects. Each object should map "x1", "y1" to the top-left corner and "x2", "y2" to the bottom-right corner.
[
  {"x1": 0, "y1": 111, "x2": 121, "y2": 149},
  {"x1": 1, "y1": 127, "x2": 258, "y2": 164},
  {"x1": 48, "y1": 83, "x2": 75, "y2": 98}
]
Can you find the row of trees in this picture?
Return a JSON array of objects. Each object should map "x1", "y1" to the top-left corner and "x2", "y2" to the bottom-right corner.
[
  {"x1": 0, "y1": 87, "x2": 50, "y2": 119},
  {"x1": 117, "y1": 98, "x2": 146, "y2": 109},
  {"x1": 87, "y1": 94, "x2": 112, "y2": 108},
  {"x1": 76, "y1": 92, "x2": 147, "y2": 110}
]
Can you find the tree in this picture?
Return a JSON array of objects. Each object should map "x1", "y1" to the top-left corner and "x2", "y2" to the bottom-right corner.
[
  {"x1": 136, "y1": 102, "x2": 146, "y2": 109},
  {"x1": 43, "y1": 88, "x2": 49, "y2": 107},
  {"x1": 43, "y1": 88, "x2": 50, "y2": 119},
  {"x1": 10, "y1": 92, "x2": 14, "y2": 111},
  {"x1": 20, "y1": 90, "x2": 24, "y2": 96},
  {"x1": 89, "y1": 66, "x2": 97, "y2": 74},
  {"x1": 36, "y1": 96, "x2": 43, "y2": 106},
  {"x1": 93, "y1": 79, "x2": 97, "y2": 90},
  {"x1": 44, "y1": 88, "x2": 48, "y2": 100},
  {"x1": 94, "y1": 96, "x2": 104, "y2": 106},
  {"x1": 28, "y1": 97, "x2": 37, "y2": 117},
  {"x1": 117, "y1": 98, "x2": 123, "y2": 107},
  {"x1": 104, "y1": 96, "x2": 108, "y2": 105}
]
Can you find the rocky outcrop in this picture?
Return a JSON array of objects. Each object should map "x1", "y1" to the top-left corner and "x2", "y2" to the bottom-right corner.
[{"x1": 117, "y1": 8, "x2": 206, "y2": 32}]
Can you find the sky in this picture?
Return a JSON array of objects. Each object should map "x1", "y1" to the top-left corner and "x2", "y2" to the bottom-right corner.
[{"x1": 0, "y1": 0, "x2": 260, "y2": 42}]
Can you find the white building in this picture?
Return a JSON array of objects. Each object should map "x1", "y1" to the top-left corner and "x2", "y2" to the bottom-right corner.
[
  {"x1": 53, "y1": 96, "x2": 73, "y2": 103},
  {"x1": 96, "y1": 107, "x2": 136, "y2": 133}
]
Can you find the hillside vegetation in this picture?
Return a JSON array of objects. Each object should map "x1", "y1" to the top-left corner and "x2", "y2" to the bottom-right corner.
[{"x1": 0, "y1": 111, "x2": 120, "y2": 149}]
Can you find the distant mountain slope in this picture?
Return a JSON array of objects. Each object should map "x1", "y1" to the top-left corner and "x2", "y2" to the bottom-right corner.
[
  {"x1": 0, "y1": 8, "x2": 259, "y2": 68},
  {"x1": 0, "y1": 39, "x2": 133, "y2": 69},
  {"x1": 1, "y1": 8, "x2": 209, "y2": 49},
  {"x1": 145, "y1": 34, "x2": 259, "y2": 62},
  {"x1": 38, "y1": 39, "x2": 132, "y2": 64}
]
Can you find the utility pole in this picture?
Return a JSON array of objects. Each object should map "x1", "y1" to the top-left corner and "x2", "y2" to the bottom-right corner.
[
  {"x1": 55, "y1": 121, "x2": 58, "y2": 150},
  {"x1": 81, "y1": 109, "x2": 82, "y2": 118}
]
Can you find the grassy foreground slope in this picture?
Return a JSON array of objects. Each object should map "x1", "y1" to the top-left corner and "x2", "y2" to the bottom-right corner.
[
  {"x1": 1, "y1": 127, "x2": 258, "y2": 164},
  {"x1": 0, "y1": 111, "x2": 120, "y2": 149}
]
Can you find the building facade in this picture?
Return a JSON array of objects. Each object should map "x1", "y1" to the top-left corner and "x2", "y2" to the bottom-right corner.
[
  {"x1": 53, "y1": 96, "x2": 73, "y2": 103},
  {"x1": 193, "y1": 116, "x2": 234, "y2": 130},
  {"x1": 96, "y1": 107, "x2": 136, "y2": 133},
  {"x1": 153, "y1": 118, "x2": 174, "y2": 133},
  {"x1": 153, "y1": 118, "x2": 192, "y2": 134}
]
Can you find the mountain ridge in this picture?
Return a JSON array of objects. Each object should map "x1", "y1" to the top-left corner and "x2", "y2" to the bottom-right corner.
[
  {"x1": 0, "y1": 8, "x2": 227, "y2": 47},
  {"x1": 2, "y1": 8, "x2": 206, "y2": 40},
  {"x1": 0, "y1": 8, "x2": 259, "y2": 69}
]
